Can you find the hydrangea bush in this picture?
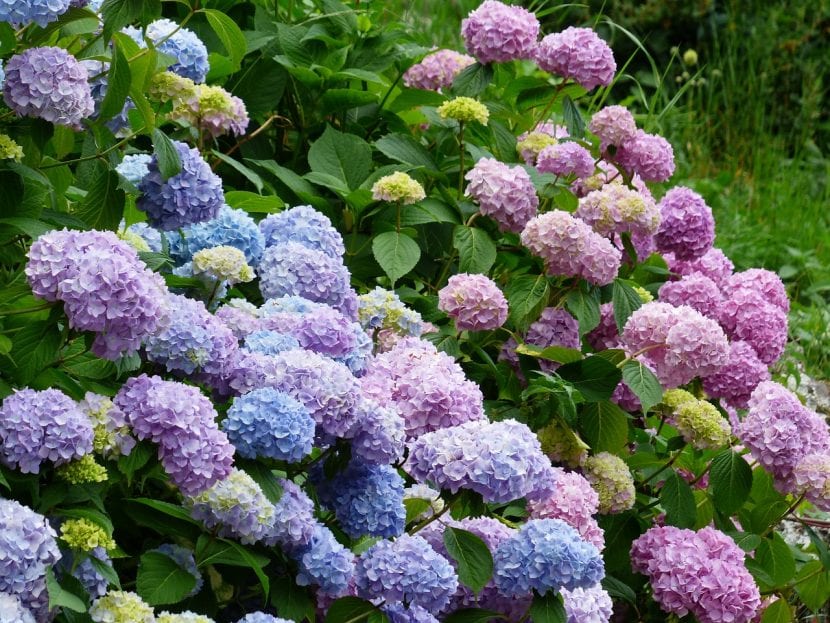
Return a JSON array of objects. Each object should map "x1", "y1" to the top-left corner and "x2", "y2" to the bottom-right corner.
[{"x1": 0, "y1": 1, "x2": 826, "y2": 623}]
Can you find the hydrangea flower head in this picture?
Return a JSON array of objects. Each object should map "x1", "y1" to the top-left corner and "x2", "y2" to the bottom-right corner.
[
  {"x1": 461, "y1": 0, "x2": 540, "y2": 64},
  {"x1": 259, "y1": 205, "x2": 344, "y2": 259},
  {"x1": 243, "y1": 330, "x2": 299, "y2": 356},
  {"x1": 157, "y1": 612, "x2": 215, "y2": 623},
  {"x1": 583, "y1": 452, "x2": 635, "y2": 513},
  {"x1": 349, "y1": 399, "x2": 406, "y2": 464},
  {"x1": 0, "y1": 592, "x2": 35, "y2": 623},
  {"x1": 357, "y1": 287, "x2": 424, "y2": 336},
  {"x1": 563, "y1": 585, "x2": 614, "y2": 623},
  {"x1": 589, "y1": 105, "x2": 637, "y2": 146},
  {"x1": 291, "y1": 524, "x2": 355, "y2": 594},
  {"x1": 493, "y1": 519, "x2": 605, "y2": 596},
  {"x1": 356, "y1": 534, "x2": 458, "y2": 613},
  {"x1": 702, "y1": 340, "x2": 770, "y2": 408},
  {"x1": 0, "y1": 0, "x2": 71, "y2": 26},
  {"x1": 523, "y1": 307, "x2": 581, "y2": 373},
  {"x1": 293, "y1": 305, "x2": 359, "y2": 358},
  {"x1": 718, "y1": 290, "x2": 787, "y2": 365},
  {"x1": 192, "y1": 245, "x2": 254, "y2": 285},
  {"x1": 537, "y1": 417, "x2": 589, "y2": 467},
  {"x1": 537, "y1": 141, "x2": 595, "y2": 178},
  {"x1": 667, "y1": 247, "x2": 734, "y2": 286},
  {"x1": 466, "y1": 158, "x2": 538, "y2": 233},
  {"x1": 576, "y1": 183, "x2": 660, "y2": 238},
  {"x1": 437, "y1": 96, "x2": 489, "y2": 125},
  {"x1": 528, "y1": 468, "x2": 604, "y2": 550},
  {"x1": 728, "y1": 268, "x2": 789, "y2": 312},
  {"x1": 264, "y1": 478, "x2": 316, "y2": 550},
  {"x1": 535, "y1": 28, "x2": 616, "y2": 90},
  {"x1": 403, "y1": 49, "x2": 475, "y2": 91},
  {"x1": 238, "y1": 615, "x2": 294, "y2": 623},
  {"x1": 127, "y1": 19, "x2": 209, "y2": 82},
  {"x1": 674, "y1": 400, "x2": 731, "y2": 449},
  {"x1": 438, "y1": 273, "x2": 508, "y2": 330},
  {"x1": 4, "y1": 47, "x2": 94, "y2": 128},
  {"x1": 138, "y1": 140, "x2": 224, "y2": 230},
  {"x1": 168, "y1": 205, "x2": 265, "y2": 266},
  {"x1": 0, "y1": 134, "x2": 23, "y2": 160},
  {"x1": 516, "y1": 131, "x2": 559, "y2": 165},
  {"x1": 615, "y1": 130, "x2": 675, "y2": 182},
  {"x1": 658, "y1": 273, "x2": 722, "y2": 318},
  {"x1": 56, "y1": 454, "x2": 108, "y2": 484},
  {"x1": 172, "y1": 84, "x2": 249, "y2": 137},
  {"x1": 655, "y1": 186, "x2": 715, "y2": 261},
  {"x1": 792, "y1": 453, "x2": 830, "y2": 511},
  {"x1": 372, "y1": 172, "x2": 426, "y2": 204},
  {"x1": 60, "y1": 518, "x2": 115, "y2": 552},
  {"x1": 89, "y1": 591, "x2": 155, "y2": 623},
  {"x1": 80, "y1": 392, "x2": 135, "y2": 458},
  {"x1": 149, "y1": 70, "x2": 198, "y2": 106}
]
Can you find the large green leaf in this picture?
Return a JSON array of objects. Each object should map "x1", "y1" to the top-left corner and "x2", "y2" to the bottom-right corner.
[
  {"x1": 708, "y1": 450, "x2": 753, "y2": 516},
  {"x1": 660, "y1": 472, "x2": 697, "y2": 528},
  {"x1": 443, "y1": 527, "x2": 494, "y2": 594},
  {"x1": 752, "y1": 534, "x2": 796, "y2": 588},
  {"x1": 308, "y1": 125, "x2": 373, "y2": 191},
  {"x1": 203, "y1": 9, "x2": 247, "y2": 69},
  {"x1": 451, "y1": 62, "x2": 494, "y2": 97},
  {"x1": 795, "y1": 560, "x2": 830, "y2": 612},
  {"x1": 375, "y1": 133, "x2": 440, "y2": 174},
  {"x1": 46, "y1": 568, "x2": 86, "y2": 612},
  {"x1": 136, "y1": 551, "x2": 197, "y2": 606},
  {"x1": 612, "y1": 278, "x2": 643, "y2": 333},
  {"x1": 557, "y1": 356, "x2": 622, "y2": 402},
  {"x1": 565, "y1": 286, "x2": 600, "y2": 335},
  {"x1": 151, "y1": 129, "x2": 182, "y2": 180},
  {"x1": 579, "y1": 401, "x2": 629, "y2": 453},
  {"x1": 506, "y1": 274, "x2": 549, "y2": 330},
  {"x1": 453, "y1": 225, "x2": 496, "y2": 275},
  {"x1": 99, "y1": 43, "x2": 131, "y2": 121},
  {"x1": 759, "y1": 599, "x2": 793, "y2": 623},
  {"x1": 76, "y1": 168, "x2": 125, "y2": 230},
  {"x1": 10, "y1": 319, "x2": 63, "y2": 385},
  {"x1": 325, "y1": 597, "x2": 388, "y2": 623},
  {"x1": 372, "y1": 231, "x2": 420, "y2": 284},
  {"x1": 529, "y1": 591, "x2": 566, "y2": 623},
  {"x1": 620, "y1": 360, "x2": 663, "y2": 412}
]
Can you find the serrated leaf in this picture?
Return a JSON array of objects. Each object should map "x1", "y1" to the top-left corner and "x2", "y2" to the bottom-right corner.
[
  {"x1": 375, "y1": 133, "x2": 439, "y2": 174},
  {"x1": 75, "y1": 168, "x2": 125, "y2": 231},
  {"x1": 602, "y1": 576, "x2": 637, "y2": 605},
  {"x1": 562, "y1": 95, "x2": 585, "y2": 138},
  {"x1": 10, "y1": 320, "x2": 62, "y2": 385},
  {"x1": 709, "y1": 450, "x2": 753, "y2": 516},
  {"x1": 151, "y1": 129, "x2": 181, "y2": 180},
  {"x1": 565, "y1": 286, "x2": 601, "y2": 335},
  {"x1": 759, "y1": 599, "x2": 792, "y2": 623},
  {"x1": 308, "y1": 125, "x2": 372, "y2": 191},
  {"x1": 795, "y1": 560, "x2": 830, "y2": 612},
  {"x1": 660, "y1": 472, "x2": 697, "y2": 528},
  {"x1": 325, "y1": 597, "x2": 387, "y2": 623},
  {"x1": 529, "y1": 591, "x2": 566, "y2": 623},
  {"x1": 453, "y1": 225, "x2": 496, "y2": 275},
  {"x1": 620, "y1": 360, "x2": 663, "y2": 412},
  {"x1": 404, "y1": 498, "x2": 432, "y2": 524},
  {"x1": 270, "y1": 573, "x2": 316, "y2": 623},
  {"x1": 372, "y1": 231, "x2": 420, "y2": 284},
  {"x1": 321, "y1": 88, "x2": 378, "y2": 112},
  {"x1": 225, "y1": 190, "x2": 284, "y2": 214},
  {"x1": 514, "y1": 343, "x2": 583, "y2": 364},
  {"x1": 754, "y1": 534, "x2": 796, "y2": 587},
  {"x1": 612, "y1": 278, "x2": 643, "y2": 333},
  {"x1": 557, "y1": 355, "x2": 622, "y2": 402},
  {"x1": 443, "y1": 527, "x2": 494, "y2": 594},
  {"x1": 203, "y1": 9, "x2": 247, "y2": 69},
  {"x1": 99, "y1": 42, "x2": 131, "y2": 121},
  {"x1": 506, "y1": 274, "x2": 549, "y2": 330},
  {"x1": 46, "y1": 567, "x2": 87, "y2": 612},
  {"x1": 579, "y1": 401, "x2": 629, "y2": 453},
  {"x1": 451, "y1": 62, "x2": 494, "y2": 97},
  {"x1": 136, "y1": 551, "x2": 197, "y2": 605}
]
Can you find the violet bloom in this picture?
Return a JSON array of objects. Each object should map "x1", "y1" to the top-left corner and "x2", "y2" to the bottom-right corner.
[
  {"x1": 535, "y1": 27, "x2": 616, "y2": 90},
  {"x1": 465, "y1": 158, "x2": 539, "y2": 233},
  {"x1": 438, "y1": 273, "x2": 508, "y2": 331},
  {"x1": 461, "y1": 0, "x2": 540, "y2": 64}
]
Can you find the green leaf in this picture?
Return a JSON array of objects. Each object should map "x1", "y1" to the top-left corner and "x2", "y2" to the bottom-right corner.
[
  {"x1": 443, "y1": 527, "x2": 494, "y2": 594},
  {"x1": 451, "y1": 62, "x2": 494, "y2": 97},
  {"x1": 225, "y1": 190, "x2": 284, "y2": 214},
  {"x1": 270, "y1": 574, "x2": 316, "y2": 623},
  {"x1": 203, "y1": 9, "x2": 247, "y2": 69},
  {"x1": 218, "y1": 538, "x2": 270, "y2": 597},
  {"x1": 136, "y1": 551, "x2": 197, "y2": 605},
  {"x1": 444, "y1": 609, "x2": 507, "y2": 623},
  {"x1": 99, "y1": 43, "x2": 132, "y2": 121},
  {"x1": 0, "y1": 164, "x2": 54, "y2": 218},
  {"x1": 321, "y1": 88, "x2": 378, "y2": 112},
  {"x1": 660, "y1": 472, "x2": 697, "y2": 528},
  {"x1": 514, "y1": 343, "x2": 583, "y2": 365},
  {"x1": 129, "y1": 498, "x2": 199, "y2": 525},
  {"x1": 195, "y1": 535, "x2": 270, "y2": 569},
  {"x1": 708, "y1": 450, "x2": 753, "y2": 516},
  {"x1": 759, "y1": 599, "x2": 793, "y2": 623},
  {"x1": 372, "y1": 231, "x2": 420, "y2": 284},
  {"x1": 754, "y1": 534, "x2": 796, "y2": 587},
  {"x1": 325, "y1": 597, "x2": 387, "y2": 623},
  {"x1": 557, "y1": 355, "x2": 622, "y2": 402},
  {"x1": 601, "y1": 576, "x2": 637, "y2": 605},
  {"x1": 506, "y1": 274, "x2": 549, "y2": 330},
  {"x1": 308, "y1": 125, "x2": 373, "y2": 191},
  {"x1": 453, "y1": 225, "x2": 496, "y2": 275},
  {"x1": 375, "y1": 134, "x2": 439, "y2": 174},
  {"x1": 404, "y1": 498, "x2": 432, "y2": 524},
  {"x1": 795, "y1": 560, "x2": 830, "y2": 612},
  {"x1": 396, "y1": 199, "x2": 458, "y2": 225},
  {"x1": 565, "y1": 286, "x2": 601, "y2": 335},
  {"x1": 612, "y1": 279, "x2": 643, "y2": 333},
  {"x1": 529, "y1": 591, "x2": 566, "y2": 623},
  {"x1": 620, "y1": 360, "x2": 663, "y2": 412},
  {"x1": 88, "y1": 556, "x2": 121, "y2": 589},
  {"x1": 152, "y1": 129, "x2": 181, "y2": 180},
  {"x1": 46, "y1": 567, "x2": 87, "y2": 612},
  {"x1": 117, "y1": 442, "x2": 154, "y2": 480},
  {"x1": 579, "y1": 401, "x2": 629, "y2": 453},
  {"x1": 101, "y1": 0, "x2": 160, "y2": 39},
  {"x1": 75, "y1": 168, "x2": 125, "y2": 231},
  {"x1": 562, "y1": 95, "x2": 585, "y2": 138},
  {"x1": 10, "y1": 320, "x2": 62, "y2": 385}
]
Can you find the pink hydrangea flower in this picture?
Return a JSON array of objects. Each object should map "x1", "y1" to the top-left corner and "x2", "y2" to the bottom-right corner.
[
  {"x1": 727, "y1": 269, "x2": 789, "y2": 313},
  {"x1": 403, "y1": 49, "x2": 475, "y2": 91},
  {"x1": 615, "y1": 130, "x2": 675, "y2": 182},
  {"x1": 536, "y1": 141, "x2": 595, "y2": 178},
  {"x1": 535, "y1": 27, "x2": 616, "y2": 90},
  {"x1": 461, "y1": 0, "x2": 540, "y2": 64},
  {"x1": 658, "y1": 273, "x2": 723, "y2": 319},
  {"x1": 718, "y1": 289, "x2": 788, "y2": 365},
  {"x1": 438, "y1": 273, "x2": 508, "y2": 331},
  {"x1": 575, "y1": 183, "x2": 660, "y2": 238},
  {"x1": 666, "y1": 247, "x2": 734, "y2": 286},
  {"x1": 465, "y1": 158, "x2": 539, "y2": 233},
  {"x1": 792, "y1": 453, "x2": 830, "y2": 511},
  {"x1": 589, "y1": 105, "x2": 637, "y2": 146},
  {"x1": 702, "y1": 340, "x2": 770, "y2": 409},
  {"x1": 655, "y1": 186, "x2": 715, "y2": 261}
]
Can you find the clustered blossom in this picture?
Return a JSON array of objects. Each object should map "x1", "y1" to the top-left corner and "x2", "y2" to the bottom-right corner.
[
  {"x1": 223, "y1": 387, "x2": 314, "y2": 462},
  {"x1": 466, "y1": 157, "x2": 539, "y2": 232},
  {"x1": 563, "y1": 585, "x2": 614, "y2": 623},
  {"x1": 576, "y1": 183, "x2": 660, "y2": 238},
  {"x1": 238, "y1": 615, "x2": 293, "y2": 623},
  {"x1": 371, "y1": 171, "x2": 426, "y2": 204},
  {"x1": 673, "y1": 399, "x2": 731, "y2": 449},
  {"x1": 516, "y1": 123, "x2": 569, "y2": 165},
  {"x1": 171, "y1": 84, "x2": 250, "y2": 137},
  {"x1": 792, "y1": 453, "x2": 830, "y2": 511},
  {"x1": 90, "y1": 591, "x2": 155, "y2": 623},
  {"x1": 243, "y1": 330, "x2": 299, "y2": 355},
  {"x1": 614, "y1": 130, "x2": 675, "y2": 182},
  {"x1": 264, "y1": 479, "x2": 316, "y2": 549},
  {"x1": 537, "y1": 417, "x2": 589, "y2": 467},
  {"x1": 658, "y1": 273, "x2": 722, "y2": 318},
  {"x1": 80, "y1": 392, "x2": 135, "y2": 458},
  {"x1": 583, "y1": 452, "x2": 635, "y2": 514},
  {"x1": 4, "y1": 47, "x2": 94, "y2": 128},
  {"x1": 0, "y1": 388, "x2": 93, "y2": 474},
  {"x1": 702, "y1": 340, "x2": 770, "y2": 408},
  {"x1": 357, "y1": 287, "x2": 424, "y2": 337},
  {"x1": 0, "y1": 133, "x2": 23, "y2": 160},
  {"x1": 125, "y1": 19, "x2": 209, "y2": 82},
  {"x1": 438, "y1": 273, "x2": 508, "y2": 331},
  {"x1": 437, "y1": 96, "x2": 489, "y2": 125},
  {"x1": 631, "y1": 526, "x2": 761, "y2": 623},
  {"x1": 461, "y1": 0, "x2": 540, "y2": 64},
  {"x1": 0, "y1": 0, "x2": 71, "y2": 26},
  {"x1": 537, "y1": 141, "x2": 595, "y2": 178},
  {"x1": 654, "y1": 186, "x2": 715, "y2": 260},
  {"x1": 403, "y1": 49, "x2": 475, "y2": 91},
  {"x1": 0, "y1": 498, "x2": 61, "y2": 619},
  {"x1": 523, "y1": 307, "x2": 581, "y2": 373},
  {"x1": 123, "y1": 221, "x2": 162, "y2": 253},
  {"x1": 115, "y1": 375, "x2": 234, "y2": 495},
  {"x1": 259, "y1": 205, "x2": 344, "y2": 259},
  {"x1": 536, "y1": 27, "x2": 616, "y2": 90},
  {"x1": 528, "y1": 468, "x2": 604, "y2": 550},
  {"x1": 187, "y1": 468, "x2": 275, "y2": 544},
  {"x1": 60, "y1": 518, "x2": 115, "y2": 552},
  {"x1": 589, "y1": 105, "x2": 637, "y2": 147},
  {"x1": 718, "y1": 289, "x2": 788, "y2": 365},
  {"x1": 356, "y1": 534, "x2": 459, "y2": 613},
  {"x1": 291, "y1": 524, "x2": 355, "y2": 594},
  {"x1": 493, "y1": 519, "x2": 605, "y2": 596},
  {"x1": 0, "y1": 592, "x2": 35, "y2": 623},
  {"x1": 56, "y1": 454, "x2": 108, "y2": 484},
  {"x1": 294, "y1": 306, "x2": 358, "y2": 357},
  {"x1": 728, "y1": 268, "x2": 789, "y2": 313},
  {"x1": 192, "y1": 246, "x2": 255, "y2": 285},
  {"x1": 157, "y1": 613, "x2": 215, "y2": 623},
  {"x1": 138, "y1": 140, "x2": 224, "y2": 230},
  {"x1": 350, "y1": 399, "x2": 406, "y2": 464},
  {"x1": 521, "y1": 210, "x2": 622, "y2": 285},
  {"x1": 169, "y1": 205, "x2": 265, "y2": 266},
  {"x1": 667, "y1": 247, "x2": 734, "y2": 286},
  {"x1": 362, "y1": 338, "x2": 484, "y2": 437},
  {"x1": 405, "y1": 418, "x2": 555, "y2": 503}
]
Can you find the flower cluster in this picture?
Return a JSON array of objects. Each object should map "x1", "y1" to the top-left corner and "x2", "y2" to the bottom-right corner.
[
  {"x1": 438, "y1": 273, "x2": 508, "y2": 331},
  {"x1": 404, "y1": 49, "x2": 475, "y2": 91},
  {"x1": 461, "y1": 0, "x2": 539, "y2": 64},
  {"x1": 90, "y1": 591, "x2": 155, "y2": 623},
  {"x1": 528, "y1": 468, "x2": 604, "y2": 550},
  {"x1": 466, "y1": 157, "x2": 539, "y2": 232},
  {"x1": 535, "y1": 27, "x2": 616, "y2": 90},
  {"x1": 171, "y1": 84, "x2": 250, "y2": 137},
  {"x1": 125, "y1": 19, "x2": 209, "y2": 82},
  {"x1": 537, "y1": 141, "x2": 595, "y2": 178},
  {"x1": 583, "y1": 452, "x2": 635, "y2": 514},
  {"x1": 259, "y1": 205, "x2": 344, "y2": 259},
  {"x1": 192, "y1": 246, "x2": 255, "y2": 285},
  {"x1": 372, "y1": 172, "x2": 426, "y2": 204},
  {"x1": 575, "y1": 183, "x2": 660, "y2": 238},
  {"x1": 437, "y1": 96, "x2": 490, "y2": 125},
  {"x1": 0, "y1": 0, "x2": 71, "y2": 26},
  {"x1": 168, "y1": 205, "x2": 265, "y2": 266}
]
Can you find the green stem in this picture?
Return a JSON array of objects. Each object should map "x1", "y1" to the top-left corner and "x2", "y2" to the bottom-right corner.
[
  {"x1": 457, "y1": 122, "x2": 466, "y2": 197},
  {"x1": 0, "y1": 302, "x2": 54, "y2": 317},
  {"x1": 641, "y1": 451, "x2": 681, "y2": 486},
  {"x1": 535, "y1": 81, "x2": 567, "y2": 127},
  {"x1": 762, "y1": 493, "x2": 806, "y2": 537},
  {"x1": 40, "y1": 129, "x2": 144, "y2": 169}
]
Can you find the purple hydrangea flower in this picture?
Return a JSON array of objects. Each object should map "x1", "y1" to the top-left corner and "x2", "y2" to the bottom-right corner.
[
  {"x1": 537, "y1": 141, "x2": 595, "y2": 178},
  {"x1": 525, "y1": 307, "x2": 581, "y2": 373},
  {"x1": 792, "y1": 453, "x2": 830, "y2": 511},
  {"x1": 728, "y1": 269, "x2": 789, "y2": 312},
  {"x1": 259, "y1": 242, "x2": 357, "y2": 319},
  {"x1": 465, "y1": 158, "x2": 539, "y2": 233},
  {"x1": 223, "y1": 387, "x2": 315, "y2": 462},
  {"x1": 528, "y1": 468, "x2": 604, "y2": 550},
  {"x1": 3, "y1": 47, "x2": 93, "y2": 128},
  {"x1": 535, "y1": 27, "x2": 616, "y2": 90},
  {"x1": 260, "y1": 205, "x2": 345, "y2": 259},
  {"x1": 150, "y1": 545, "x2": 202, "y2": 597},
  {"x1": 0, "y1": 498, "x2": 61, "y2": 619},
  {"x1": 405, "y1": 419, "x2": 556, "y2": 503},
  {"x1": 575, "y1": 183, "x2": 660, "y2": 238},
  {"x1": 125, "y1": 19, "x2": 209, "y2": 82},
  {"x1": 167, "y1": 206, "x2": 265, "y2": 266},
  {"x1": 264, "y1": 478, "x2": 316, "y2": 550},
  {"x1": 404, "y1": 49, "x2": 476, "y2": 91},
  {"x1": 586, "y1": 303, "x2": 621, "y2": 351},
  {"x1": 493, "y1": 519, "x2": 605, "y2": 596},
  {"x1": 615, "y1": 130, "x2": 675, "y2": 182},
  {"x1": 0, "y1": 592, "x2": 35, "y2": 623},
  {"x1": 349, "y1": 399, "x2": 406, "y2": 465},
  {"x1": 461, "y1": 0, "x2": 540, "y2": 64},
  {"x1": 658, "y1": 273, "x2": 723, "y2": 319},
  {"x1": 702, "y1": 340, "x2": 770, "y2": 408},
  {"x1": 294, "y1": 306, "x2": 359, "y2": 358},
  {"x1": 563, "y1": 585, "x2": 613, "y2": 623},
  {"x1": 219, "y1": 350, "x2": 281, "y2": 397},
  {"x1": 718, "y1": 290, "x2": 788, "y2": 365},
  {"x1": 0, "y1": 0, "x2": 71, "y2": 26},
  {"x1": 0, "y1": 388, "x2": 93, "y2": 474},
  {"x1": 654, "y1": 187, "x2": 715, "y2": 261},
  {"x1": 361, "y1": 338, "x2": 484, "y2": 438},
  {"x1": 589, "y1": 105, "x2": 637, "y2": 147},
  {"x1": 382, "y1": 604, "x2": 439, "y2": 623},
  {"x1": 63, "y1": 548, "x2": 110, "y2": 599},
  {"x1": 82, "y1": 59, "x2": 134, "y2": 134},
  {"x1": 243, "y1": 330, "x2": 299, "y2": 356},
  {"x1": 215, "y1": 299, "x2": 261, "y2": 339},
  {"x1": 438, "y1": 273, "x2": 508, "y2": 331},
  {"x1": 667, "y1": 247, "x2": 734, "y2": 286},
  {"x1": 356, "y1": 534, "x2": 458, "y2": 613},
  {"x1": 238, "y1": 615, "x2": 294, "y2": 623},
  {"x1": 521, "y1": 210, "x2": 622, "y2": 285},
  {"x1": 516, "y1": 122, "x2": 569, "y2": 165},
  {"x1": 291, "y1": 524, "x2": 355, "y2": 594}
]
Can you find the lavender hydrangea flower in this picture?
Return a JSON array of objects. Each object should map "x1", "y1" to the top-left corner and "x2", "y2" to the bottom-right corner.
[
  {"x1": 516, "y1": 122, "x2": 570, "y2": 165},
  {"x1": 563, "y1": 585, "x2": 613, "y2": 623},
  {"x1": 293, "y1": 306, "x2": 359, "y2": 358},
  {"x1": 537, "y1": 142, "x2": 595, "y2": 178},
  {"x1": 615, "y1": 130, "x2": 675, "y2": 182},
  {"x1": 243, "y1": 330, "x2": 299, "y2": 356},
  {"x1": 382, "y1": 604, "x2": 440, "y2": 623},
  {"x1": 587, "y1": 303, "x2": 620, "y2": 351},
  {"x1": 405, "y1": 419, "x2": 556, "y2": 503},
  {"x1": 702, "y1": 341, "x2": 770, "y2": 408},
  {"x1": 718, "y1": 290, "x2": 788, "y2": 365},
  {"x1": 528, "y1": 468, "x2": 604, "y2": 550},
  {"x1": 523, "y1": 307, "x2": 581, "y2": 374},
  {"x1": 461, "y1": 0, "x2": 540, "y2": 64},
  {"x1": 259, "y1": 242, "x2": 357, "y2": 318},
  {"x1": 138, "y1": 141, "x2": 224, "y2": 231},
  {"x1": 575, "y1": 184, "x2": 660, "y2": 238},
  {"x1": 465, "y1": 158, "x2": 539, "y2": 233},
  {"x1": 149, "y1": 545, "x2": 202, "y2": 597},
  {"x1": 216, "y1": 300, "x2": 261, "y2": 339},
  {"x1": 438, "y1": 273, "x2": 508, "y2": 331},
  {"x1": 0, "y1": 592, "x2": 35, "y2": 623},
  {"x1": 123, "y1": 221, "x2": 162, "y2": 253},
  {"x1": 728, "y1": 268, "x2": 789, "y2": 312},
  {"x1": 521, "y1": 210, "x2": 622, "y2": 286},
  {"x1": 667, "y1": 247, "x2": 734, "y2": 286},
  {"x1": 356, "y1": 535, "x2": 458, "y2": 613},
  {"x1": 792, "y1": 453, "x2": 830, "y2": 511},
  {"x1": 535, "y1": 27, "x2": 616, "y2": 90},
  {"x1": 658, "y1": 273, "x2": 722, "y2": 319},
  {"x1": 493, "y1": 519, "x2": 605, "y2": 596},
  {"x1": 167, "y1": 206, "x2": 265, "y2": 266},
  {"x1": 4, "y1": 47, "x2": 93, "y2": 128},
  {"x1": 403, "y1": 49, "x2": 475, "y2": 91},
  {"x1": 223, "y1": 387, "x2": 315, "y2": 462},
  {"x1": 291, "y1": 524, "x2": 355, "y2": 594},
  {"x1": 259, "y1": 205, "x2": 345, "y2": 259},
  {"x1": 349, "y1": 399, "x2": 406, "y2": 464},
  {"x1": 654, "y1": 186, "x2": 715, "y2": 261},
  {"x1": 126, "y1": 19, "x2": 209, "y2": 82},
  {"x1": 238, "y1": 615, "x2": 294, "y2": 623},
  {"x1": 589, "y1": 105, "x2": 637, "y2": 147},
  {"x1": 264, "y1": 478, "x2": 316, "y2": 550},
  {"x1": 361, "y1": 338, "x2": 484, "y2": 438},
  {"x1": 0, "y1": 388, "x2": 93, "y2": 474},
  {"x1": 0, "y1": 498, "x2": 61, "y2": 619}
]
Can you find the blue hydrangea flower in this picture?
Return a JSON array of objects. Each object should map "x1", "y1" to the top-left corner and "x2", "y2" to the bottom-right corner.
[
  {"x1": 124, "y1": 19, "x2": 209, "y2": 83},
  {"x1": 149, "y1": 545, "x2": 202, "y2": 597},
  {"x1": 264, "y1": 479, "x2": 316, "y2": 550},
  {"x1": 350, "y1": 399, "x2": 406, "y2": 465},
  {"x1": 260, "y1": 295, "x2": 322, "y2": 316},
  {"x1": 382, "y1": 604, "x2": 439, "y2": 623},
  {"x1": 125, "y1": 221, "x2": 163, "y2": 253},
  {"x1": 243, "y1": 330, "x2": 300, "y2": 356},
  {"x1": 493, "y1": 519, "x2": 605, "y2": 597},
  {"x1": 0, "y1": 592, "x2": 35, "y2": 623},
  {"x1": 0, "y1": 0, "x2": 71, "y2": 27},
  {"x1": 223, "y1": 387, "x2": 315, "y2": 462},
  {"x1": 117, "y1": 154, "x2": 152, "y2": 186},
  {"x1": 337, "y1": 323, "x2": 374, "y2": 377},
  {"x1": 237, "y1": 614, "x2": 294, "y2": 623},
  {"x1": 82, "y1": 59, "x2": 134, "y2": 134},
  {"x1": 291, "y1": 524, "x2": 355, "y2": 594},
  {"x1": 355, "y1": 534, "x2": 458, "y2": 614},
  {"x1": 167, "y1": 206, "x2": 265, "y2": 266},
  {"x1": 322, "y1": 462, "x2": 405, "y2": 539},
  {"x1": 137, "y1": 140, "x2": 224, "y2": 231},
  {"x1": 259, "y1": 205, "x2": 345, "y2": 258},
  {"x1": 0, "y1": 59, "x2": 6, "y2": 91}
]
